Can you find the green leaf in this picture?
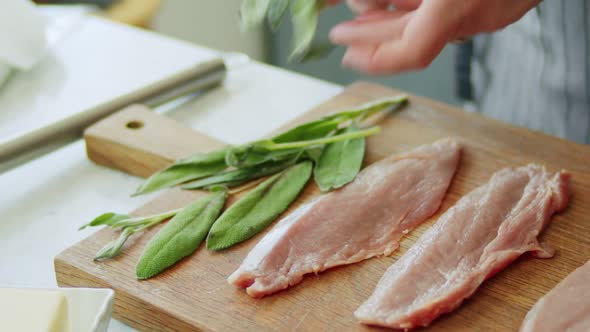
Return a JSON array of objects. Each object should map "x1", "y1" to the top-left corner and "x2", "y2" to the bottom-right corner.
[
  {"x1": 255, "y1": 126, "x2": 380, "y2": 151},
  {"x1": 289, "y1": 0, "x2": 325, "y2": 62},
  {"x1": 272, "y1": 117, "x2": 341, "y2": 143},
  {"x1": 175, "y1": 147, "x2": 229, "y2": 166},
  {"x1": 303, "y1": 146, "x2": 323, "y2": 163},
  {"x1": 206, "y1": 161, "x2": 313, "y2": 251},
  {"x1": 110, "y1": 209, "x2": 180, "y2": 229},
  {"x1": 182, "y1": 157, "x2": 299, "y2": 190},
  {"x1": 314, "y1": 125, "x2": 365, "y2": 192},
  {"x1": 229, "y1": 148, "x2": 301, "y2": 168},
  {"x1": 224, "y1": 147, "x2": 242, "y2": 167},
  {"x1": 323, "y1": 96, "x2": 409, "y2": 123},
  {"x1": 94, "y1": 227, "x2": 134, "y2": 261},
  {"x1": 133, "y1": 148, "x2": 228, "y2": 196},
  {"x1": 90, "y1": 208, "x2": 183, "y2": 261},
  {"x1": 208, "y1": 184, "x2": 231, "y2": 193},
  {"x1": 296, "y1": 41, "x2": 335, "y2": 63},
  {"x1": 136, "y1": 191, "x2": 227, "y2": 279},
  {"x1": 267, "y1": 0, "x2": 290, "y2": 31},
  {"x1": 79, "y1": 212, "x2": 130, "y2": 231},
  {"x1": 271, "y1": 96, "x2": 407, "y2": 143},
  {"x1": 133, "y1": 163, "x2": 226, "y2": 196},
  {"x1": 241, "y1": 0, "x2": 272, "y2": 29},
  {"x1": 206, "y1": 180, "x2": 250, "y2": 191}
]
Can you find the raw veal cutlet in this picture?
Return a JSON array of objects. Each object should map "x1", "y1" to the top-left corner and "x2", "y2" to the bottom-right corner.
[
  {"x1": 228, "y1": 138, "x2": 462, "y2": 298},
  {"x1": 520, "y1": 260, "x2": 590, "y2": 332},
  {"x1": 356, "y1": 164, "x2": 571, "y2": 330}
]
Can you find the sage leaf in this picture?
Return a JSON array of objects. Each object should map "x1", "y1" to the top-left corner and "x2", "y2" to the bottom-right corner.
[
  {"x1": 88, "y1": 208, "x2": 183, "y2": 261},
  {"x1": 110, "y1": 209, "x2": 181, "y2": 229},
  {"x1": 297, "y1": 41, "x2": 335, "y2": 63},
  {"x1": 224, "y1": 146, "x2": 242, "y2": 167},
  {"x1": 134, "y1": 162, "x2": 226, "y2": 196},
  {"x1": 267, "y1": 0, "x2": 290, "y2": 31},
  {"x1": 94, "y1": 227, "x2": 134, "y2": 261},
  {"x1": 206, "y1": 161, "x2": 313, "y2": 251},
  {"x1": 272, "y1": 117, "x2": 341, "y2": 143},
  {"x1": 241, "y1": 0, "x2": 271, "y2": 29},
  {"x1": 228, "y1": 148, "x2": 301, "y2": 168},
  {"x1": 314, "y1": 125, "x2": 365, "y2": 192},
  {"x1": 175, "y1": 147, "x2": 229, "y2": 165},
  {"x1": 322, "y1": 96, "x2": 409, "y2": 124},
  {"x1": 289, "y1": 0, "x2": 325, "y2": 62},
  {"x1": 136, "y1": 191, "x2": 227, "y2": 279},
  {"x1": 182, "y1": 157, "x2": 299, "y2": 190},
  {"x1": 271, "y1": 96, "x2": 407, "y2": 143},
  {"x1": 134, "y1": 148, "x2": 229, "y2": 196},
  {"x1": 255, "y1": 126, "x2": 380, "y2": 151},
  {"x1": 79, "y1": 212, "x2": 130, "y2": 230},
  {"x1": 303, "y1": 146, "x2": 323, "y2": 163}
]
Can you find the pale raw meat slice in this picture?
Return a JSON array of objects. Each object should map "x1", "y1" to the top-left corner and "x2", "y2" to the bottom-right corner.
[
  {"x1": 355, "y1": 164, "x2": 571, "y2": 330},
  {"x1": 228, "y1": 138, "x2": 462, "y2": 298},
  {"x1": 520, "y1": 260, "x2": 590, "y2": 332}
]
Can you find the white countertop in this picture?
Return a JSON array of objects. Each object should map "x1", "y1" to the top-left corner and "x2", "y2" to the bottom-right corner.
[
  {"x1": 0, "y1": 18, "x2": 340, "y2": 332},
  {"x1": 0, "y1": 12, "x2": 220, "y2": 163}
]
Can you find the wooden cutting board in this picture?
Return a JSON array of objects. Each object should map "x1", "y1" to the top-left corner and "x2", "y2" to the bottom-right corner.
[{"x1": 55, "y1": 81, "x2": 590, "y2": 331}]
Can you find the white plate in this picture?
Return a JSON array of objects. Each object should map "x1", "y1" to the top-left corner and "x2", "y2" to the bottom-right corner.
[
  {"x1": 2, "y1": 287, "x2": 115, "y2": 332},
  {"x1": 60, "y1": 288, "x2": 115, "y2": 332}
]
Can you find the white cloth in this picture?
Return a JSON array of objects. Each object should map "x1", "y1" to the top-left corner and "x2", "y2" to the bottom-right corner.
[
  {"x1": 0, "y1": 2, "x2": 90, "y2": 89},
  {"x1": 0, "y1": 0, "x2": 49, "y2": 88},
  {"x1": 0, "y1": 0, "x2": 48, "y2": 70}
]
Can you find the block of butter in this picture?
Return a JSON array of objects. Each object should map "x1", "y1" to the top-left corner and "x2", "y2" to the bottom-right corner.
[{"x1": 0, "y1": 288, "x2": 71, "y2": 332}]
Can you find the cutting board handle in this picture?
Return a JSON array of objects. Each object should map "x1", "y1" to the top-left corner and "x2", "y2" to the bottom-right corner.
[{"x1": 84, "y1": 105, "x2": 224, "y2": 178}]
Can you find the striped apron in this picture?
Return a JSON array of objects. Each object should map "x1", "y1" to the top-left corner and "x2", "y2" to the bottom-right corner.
[{"x1": 457, "y1": 0, "x2": 590, "y2": 144}]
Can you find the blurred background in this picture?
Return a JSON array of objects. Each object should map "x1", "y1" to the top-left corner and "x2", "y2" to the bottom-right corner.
[
  {"x1": 32, "y1": 0, "x2": 460, "y2": 105},
  {"x1": 152, "y1": 0, "x2": 460, "y2": 105}
]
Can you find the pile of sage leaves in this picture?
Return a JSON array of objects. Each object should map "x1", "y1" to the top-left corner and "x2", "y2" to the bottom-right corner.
[{"x1": 80, "y1": 96, "x2": 407, "y2": 279}]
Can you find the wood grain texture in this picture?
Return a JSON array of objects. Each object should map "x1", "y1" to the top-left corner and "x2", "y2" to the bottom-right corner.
[
  {"x1": 84, "y1": 104, "x2": 223, "y2": 178},
  {"x1": 56, "y1": 82, "x2": 590, "y2": 331}
]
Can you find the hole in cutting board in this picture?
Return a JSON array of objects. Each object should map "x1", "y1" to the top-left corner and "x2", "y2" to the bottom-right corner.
[{"x1": 126, "y1": 120, "x2": 144, "y2": 130}]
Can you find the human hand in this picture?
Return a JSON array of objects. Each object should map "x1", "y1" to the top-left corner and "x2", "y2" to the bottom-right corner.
[{"x1": 328, "y1": 0, "x2": 540, "y2": 75}]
